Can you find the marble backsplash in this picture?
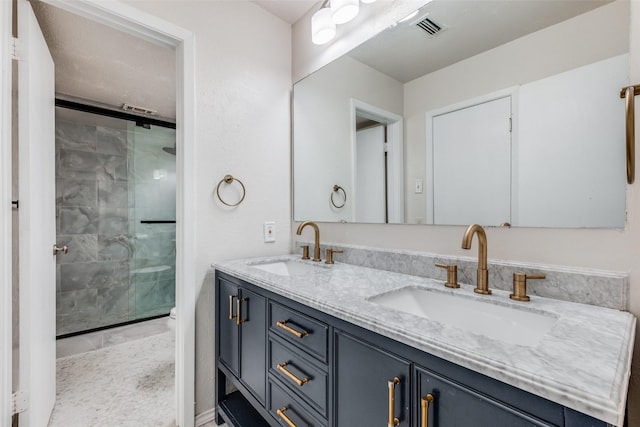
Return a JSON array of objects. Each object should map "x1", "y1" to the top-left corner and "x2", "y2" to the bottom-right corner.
[{"x1": 294, "y1": 241, "x2": 629, "y2": 311}]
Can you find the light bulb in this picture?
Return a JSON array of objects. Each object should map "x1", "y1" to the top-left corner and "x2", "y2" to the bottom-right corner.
[
  {"x1": 311, "y1": 8, "x2": 336, "y2": 45},
  {"x1": 361, "y1": 0, "x2": 376, "y2": 3},
  {"x1": 331, "y1": 0, "x2": 359, "y2": 25}
]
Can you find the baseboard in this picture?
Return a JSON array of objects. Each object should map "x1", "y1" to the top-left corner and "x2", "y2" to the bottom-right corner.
[{"x1": 195, "y1": 408, "x2": 216, "y2": 426}]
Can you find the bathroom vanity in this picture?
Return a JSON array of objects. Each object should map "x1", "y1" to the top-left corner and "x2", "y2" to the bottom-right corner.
[{"x1": 213, "y1": 255, "x2": 635, "y2": 427}]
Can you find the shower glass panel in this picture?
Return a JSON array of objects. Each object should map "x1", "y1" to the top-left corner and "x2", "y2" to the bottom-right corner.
[
  {"x1": 130, "y1": 125, "x2": 176, "y2": 319},
  {"x1": 55, "y1": 106, "x2": 175, "y2": 336}
]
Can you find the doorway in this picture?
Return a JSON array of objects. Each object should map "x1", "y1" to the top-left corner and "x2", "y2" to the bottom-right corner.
[
  {"x1": 351, "y1": 99, "x2": 404, "y2": 224},
  {"x1": 2, "y1": 1, "x2": 196, "y2": 426}
]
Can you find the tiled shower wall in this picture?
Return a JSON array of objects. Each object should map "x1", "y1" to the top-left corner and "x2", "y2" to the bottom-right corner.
[{"x1": 55, "y1": 108, "x2": 175, "y2": 336}]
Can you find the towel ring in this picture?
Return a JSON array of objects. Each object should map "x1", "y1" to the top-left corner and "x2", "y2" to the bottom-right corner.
[
  {"x1": 330, "y1": 185, "x2": 347, "y2": 208},
  {"x1": 216, "y1": 175, "x2": 246, "y2": 207}
]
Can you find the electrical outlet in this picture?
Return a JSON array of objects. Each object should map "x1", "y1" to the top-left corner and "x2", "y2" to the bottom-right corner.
[
  {"x1": 415, "y1": 179, "x2": 423, "y2": 194},
  {"x1": 263, "y1": 222, "x2": 275, "y2": 243}
]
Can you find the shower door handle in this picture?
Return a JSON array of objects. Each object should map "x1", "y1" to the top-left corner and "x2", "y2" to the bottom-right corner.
[{"x1": 53, "y1": 244, "x2": 68, "y2": 255}]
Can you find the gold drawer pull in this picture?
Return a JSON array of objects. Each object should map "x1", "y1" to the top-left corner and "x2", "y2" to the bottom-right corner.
[
  {"x1": 276, "y1": 320, "x2": 309, "y2": 338},
  {"x1": 421, "y1": 394, "x2": 434, "y2": 427},
  {"x1": 228, "y1": 295, "x2": 237, "y2": 320},
  {"x1": 236, "y1": 298, "x2": 246, "y2": 325},
  {"x1": 276, "y1": 406, "x2": 297, "y2": 427},
  {"x1": 277, "y1": 362, "x2": 310, "y2": 386},
  {"x1": 388, "y1": 377, "x2": 400, "y2": 427}
]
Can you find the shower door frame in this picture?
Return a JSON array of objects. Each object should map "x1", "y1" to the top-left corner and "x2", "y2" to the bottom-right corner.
[{"x1": 50, "y1": 4, "x2": 196, "y2": 425}]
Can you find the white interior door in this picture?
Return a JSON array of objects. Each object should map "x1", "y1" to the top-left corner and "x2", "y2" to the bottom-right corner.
[
  {"x1": 355, "y1": 125, "x2": 386, "y2": 223},
  {"x1": 431, "y1": 96, "x2": 512, "y2": 226},
  {"x1": 18, "y1": 0, "x2": 56, "y2": 424}
]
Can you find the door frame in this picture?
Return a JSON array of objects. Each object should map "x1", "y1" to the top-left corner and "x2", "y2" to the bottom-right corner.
[
  {"x1": 350, "y1": 99, "x2": 404, "y2": 223},
  {"x1": 1, "y1": 1, "x2": 197, "y2": 426},
  {"x1": 1, "y1": 0, "x2": 14, "y2": 425}
]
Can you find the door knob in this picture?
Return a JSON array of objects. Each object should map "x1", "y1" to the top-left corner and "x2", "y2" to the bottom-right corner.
[{"x1": 53, "y1": 244, "x2": 68, "y2": 255}]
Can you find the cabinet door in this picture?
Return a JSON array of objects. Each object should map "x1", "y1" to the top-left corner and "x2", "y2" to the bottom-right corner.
[
  {"x1": 335, "y1": 331, "x2": 411, "y2": 427},
  {"x1": 239, "y1": 288, "x2": 267, "y2": 404},
  {"x1": 416, "y1": 366, "x2": 553, "y2": 427},
  {"x1": 218, "y1": 278, "x2": 240, "y2": 376}
]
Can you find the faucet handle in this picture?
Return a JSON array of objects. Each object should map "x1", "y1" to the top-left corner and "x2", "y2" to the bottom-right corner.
[
  {"x1": 510, "y1": 273, "x2": 545, "y2": 302},
  {"x1": 325, "y1": 249, "x2": 343, "y2": 264},
  {"x1": 435, "y1": 263, "x2": 460, "y2": 289},
  {"x1": 301, "y1": 245, "x2": 310, "y2": 260}
]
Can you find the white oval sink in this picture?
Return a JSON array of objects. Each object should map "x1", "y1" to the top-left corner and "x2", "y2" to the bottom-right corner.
[
  {"x1": 367, "y1": 286, "x2": 557, "y2": 347},
  {"x1": 249, "y1": 260, "x2": 328, "y2": 276}
]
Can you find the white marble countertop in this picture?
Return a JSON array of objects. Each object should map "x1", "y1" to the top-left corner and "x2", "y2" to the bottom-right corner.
[{"x1": 213, "y1": 255, "x2": 636, "y2": 426}]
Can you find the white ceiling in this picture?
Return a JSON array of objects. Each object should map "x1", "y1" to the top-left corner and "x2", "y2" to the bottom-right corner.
[
  {"x1": 251, "y1": 0, "x2": 319, "y2": 24},
  {"x1": 30, "y1": 1, "x2": 177, "y2": 119}
]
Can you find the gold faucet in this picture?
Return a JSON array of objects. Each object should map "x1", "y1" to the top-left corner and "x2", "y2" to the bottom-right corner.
[
  {"x1": 461, "y1": 224, "x2": 490, "y2": 295},
  {"x1": 296, "y1": 221, "x2": 321, "y2": 262}
]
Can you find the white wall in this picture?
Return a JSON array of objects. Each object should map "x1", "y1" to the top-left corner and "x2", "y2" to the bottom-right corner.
[
  {"x1": 123, "y1": 0, "x2": 292, "y2": 414},
  {"x1": 294, "y1": 55, "x2": 403, "y2": 222},
  {"x1": 292, "y1": 0, "x2": 640, "y2": 425},
  {"x1": 404, "y1": 1, "x2": 629, "y2": 225}
]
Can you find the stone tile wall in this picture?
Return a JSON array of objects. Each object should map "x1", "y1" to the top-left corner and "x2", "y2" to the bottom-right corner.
[{"x1": 55, "y1": 109, "x2": 175, "y2": 335}]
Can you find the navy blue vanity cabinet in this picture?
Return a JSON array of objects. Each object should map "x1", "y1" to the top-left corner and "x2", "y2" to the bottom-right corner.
[
  {"x1": 215, "y1": 271, "x2": 611, "y2": 427},
  {"x1": 334, "y1": 330, "x2": 411, "y2": 427},
  {"x1": 267, "y1": 301, "x2": 330, "y2": 426},
  {"x1": 217, "y1": 275, "x2": 267, "y2": 405},
  {"x1": 415, "y1": 365, "x2": 554, "y2": 427}
]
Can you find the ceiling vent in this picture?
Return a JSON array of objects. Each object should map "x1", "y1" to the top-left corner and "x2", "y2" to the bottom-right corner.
[
  {"x1": 122, "y1": 103, "x2": 157, "y2": 115},
  {"x1": 416, "y1": 17, "x2": 443, "y2": 36}
]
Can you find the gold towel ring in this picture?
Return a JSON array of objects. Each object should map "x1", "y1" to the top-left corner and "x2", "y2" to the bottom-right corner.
[
  {"x1": 620, "y1": 84, "x2": 639, "y2": 184},
  {"x1": 216, "y1": 175, "x2": 246, "y2": 207},
  {"x1": 331, "y1": 185, "x2": 346, "y2": 208}
]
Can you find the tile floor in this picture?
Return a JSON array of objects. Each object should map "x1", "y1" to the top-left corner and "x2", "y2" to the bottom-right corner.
[{"x1": 50, "y1": 317, "x2": 175, "y2": 426}]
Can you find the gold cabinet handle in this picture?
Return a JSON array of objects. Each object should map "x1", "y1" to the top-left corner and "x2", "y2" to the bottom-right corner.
[
  {"x1": 388, "y1": 377, "x2": 400, "y2": 427},
  {"x1": 276, "y1": 320, "x2": 308, "y2": 338},
  {"x1": 277, "y1": 362, "x2": 310, "y2": 386},
  {"x1": 421, "y1": 394, "x2": 434, "y2": 427},
  {"x1": 276, "y1": 406, "x2": 297, "y2": 427},
  {"x1": 228, "y1": 295, "x2": 237, "y2": 320},
  {"x1": 236, "y1": 298, "x2": 246, "y2": 325}
]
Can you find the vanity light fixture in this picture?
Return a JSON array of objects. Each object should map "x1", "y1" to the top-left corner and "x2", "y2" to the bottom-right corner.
[
  {"x1": 331, "y1": 0, "x2": 359, "y2": 24},
  {"x1": 311, "y1": 0, "x2": 376, "y2": 45},
  {"x1": 311, "y1": 7, "x2": 336, "y2": 45}
]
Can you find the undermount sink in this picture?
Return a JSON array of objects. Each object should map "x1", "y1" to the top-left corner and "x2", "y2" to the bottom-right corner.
[
  {"x1": 249, "y1": 259, "x2": 328, "y2": 276},
  {"x1": 367, "y1": 286, "x2": 557, "y2": 347}
]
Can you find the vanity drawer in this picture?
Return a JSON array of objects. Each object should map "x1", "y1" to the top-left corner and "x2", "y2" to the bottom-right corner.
[
  {"x1": 269, "y1": 337, "x2": 328, "y2": 418},
  {"x1": 269, "y1": 378, "x2": 327, "y2": 427},
  {"x1": 269, "y1": 302, "x2": 328, "y2": 362}
]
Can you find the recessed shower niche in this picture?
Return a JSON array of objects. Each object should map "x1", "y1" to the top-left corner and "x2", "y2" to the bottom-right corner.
[{"x1": 55, "y1": 105, "x2": 176, "y2": 336}]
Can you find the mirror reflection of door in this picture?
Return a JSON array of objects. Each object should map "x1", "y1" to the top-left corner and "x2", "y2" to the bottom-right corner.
[
  {"x1": 430, "y1": 96, "x2": 512, "y2": 226},
  {"x1": 355, "y1": 123, "x2": 386, "y2": 223}
]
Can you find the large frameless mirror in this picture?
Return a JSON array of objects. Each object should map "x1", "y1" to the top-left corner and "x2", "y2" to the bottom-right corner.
[{"x1": 293, "y1": 0, "x2": 629, "y2": 228}]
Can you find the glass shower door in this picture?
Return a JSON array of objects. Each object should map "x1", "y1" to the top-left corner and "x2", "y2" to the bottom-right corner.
[{"x1": 129, "y1": 124, "x2": 176, "y2": 319}]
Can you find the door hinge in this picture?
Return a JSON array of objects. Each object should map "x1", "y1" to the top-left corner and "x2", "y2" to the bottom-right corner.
[
  {"x1": 12, "y1": 390, "x2": 27, "y2": 415},
  {"x1": 11, "y1": 200, "x2": 19, "y2": 209},
  {"x1": 384, "y1": 142, "x2": 389, "y2": 153},
  {"x1": 508, "y1": 117, "x2": 512, "y2": 132},
  {"x1": 11, "y1": 37, "x2": 20, "y2": 61}
]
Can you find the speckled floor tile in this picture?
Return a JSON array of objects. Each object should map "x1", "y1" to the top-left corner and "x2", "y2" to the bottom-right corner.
[{"x1": 48, "y1": 331, "x2": 175, "y2": 427}]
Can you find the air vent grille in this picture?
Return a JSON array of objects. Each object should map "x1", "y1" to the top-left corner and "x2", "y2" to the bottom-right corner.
[
  {"x1": 122, "y1": 103, "x2": 157, "y2": 115},
  {"x1": 416, "y1": 17, "x2": 442, "y2": 36}
]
